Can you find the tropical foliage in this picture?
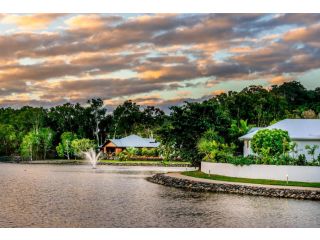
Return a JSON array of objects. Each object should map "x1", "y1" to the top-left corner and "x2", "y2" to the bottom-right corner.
[
  {"x1": 71, "y1": 138, "x2": 96, "y2": 158},
  {"x1": 251, "y1": 129, "x2": 291, "y2": 159},
  {"x1": 56, "y1": 132, "x2": 77, "y2": 160},
  {"x1": 0, "y1": 81, "x2": 320, "y2": 164}
]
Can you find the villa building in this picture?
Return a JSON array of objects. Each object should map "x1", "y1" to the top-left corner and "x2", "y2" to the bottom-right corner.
[
  {"x1": 239, "y1": 119, "x2": 320, "y2": 161},
  {"x1": 100, "y1": 134, "x2": 160, "y2": 155}
]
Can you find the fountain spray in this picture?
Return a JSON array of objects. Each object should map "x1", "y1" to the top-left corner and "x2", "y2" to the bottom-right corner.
[{"x1": 84, "y1": 148, "x2": 102, "y2": 169}]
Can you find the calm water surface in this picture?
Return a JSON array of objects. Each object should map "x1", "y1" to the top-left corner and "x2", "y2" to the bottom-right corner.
[{"x1": 0, "y1": 163, "x2": 319, "y2": 227}]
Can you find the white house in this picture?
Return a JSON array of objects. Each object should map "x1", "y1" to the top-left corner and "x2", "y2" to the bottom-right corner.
[{"x1": 239, "y1": 119, "x2": 320, "y2": 161}]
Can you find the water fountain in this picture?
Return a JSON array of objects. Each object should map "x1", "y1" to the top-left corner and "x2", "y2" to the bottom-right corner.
[{"x1": 84, "y1": 148, "x2": 102, "y2": 169}]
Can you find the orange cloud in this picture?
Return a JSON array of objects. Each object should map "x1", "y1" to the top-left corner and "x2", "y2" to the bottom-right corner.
[
  {"x1": 229, "y1": 46, "x2": 252, "y2": 53},
  {"x1": 2, "y1": 14, "x2": 65, "y2": 30},
  {"x1": 269, "y1": 75, "x2": 294, "y2": 85},
  {"x1": 283, "y1": 23, "x2": 320, "y2": 42},
  {"x1": 65, "y1": 14, "x2": 105, "y2": 29},
  {"x1": 283, "y1": 27, "x2": 308, "y2": 42},
  {"x1": 212, "y1": 89, "x2": 226, "y2": 95},
  {"x1": 138, "y1": 70, "x2": 165, "y2": 80}
]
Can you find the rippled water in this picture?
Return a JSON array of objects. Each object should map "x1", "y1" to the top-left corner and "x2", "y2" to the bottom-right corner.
[{"x1": 0, "y1": 163, "x2": 319, "y2": 227}]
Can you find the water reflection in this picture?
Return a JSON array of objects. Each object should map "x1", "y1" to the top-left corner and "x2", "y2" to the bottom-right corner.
[{"x1": 0, "y1": 163, "x2": 319, "y2": 227}]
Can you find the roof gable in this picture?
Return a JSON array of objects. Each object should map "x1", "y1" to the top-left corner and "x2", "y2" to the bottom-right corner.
[
  {"x1": 239, "y1": 119, "x2": 320, "y2": 140},
  {"x1": 104, "y1": 134, "x2": 160, "y2": 148}
]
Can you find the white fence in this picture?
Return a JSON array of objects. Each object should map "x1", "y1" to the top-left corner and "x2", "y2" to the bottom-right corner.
[{"x1": 201, "y1": 162, "x2": 320, "y2": 183}]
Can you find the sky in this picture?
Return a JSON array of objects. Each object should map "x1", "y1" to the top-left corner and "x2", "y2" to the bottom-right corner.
[{"x1": 0, "y1": 13, "x2": 320, "y2": 110}]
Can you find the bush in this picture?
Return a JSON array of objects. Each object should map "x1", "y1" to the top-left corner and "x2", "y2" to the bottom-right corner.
[
  {"x1": 140, "y1": 147, "x2": 158, "y2": 157},
  {"x1": 251, "y1": 129, "x2": 291, "y2": 160},
  {"x1": 305, "y1": 145, "x2": 320, "y2": 162},
  {"x1": 158, "y1": 143, "x2": 177, "y2": 161},
  {"x1": 125, "y1": 147, "x2": 138, "y2": 158},
  {"x1": 226, "y1": 155, "x2": 257, "y2": 166},
  {"x1": 116, "y1": 151, "x2": 128, "y2": 161},
  {"x1": 197, "y1": 130, "x2": 235, "y2": 163},
  {"x1": 296, "y1": 154, "x2": 307, "y2": 166},
  {"x1": 136, "y1": 148, "x2": 142, "y2": 156}
]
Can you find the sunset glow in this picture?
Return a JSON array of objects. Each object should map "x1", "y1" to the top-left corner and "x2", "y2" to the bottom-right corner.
[{"x1": 0, "y1": 13, "x2": 319, "y2": 109}]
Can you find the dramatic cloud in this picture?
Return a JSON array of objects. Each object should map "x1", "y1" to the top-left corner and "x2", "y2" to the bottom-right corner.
[
  {"x1": 65, "y1": 14, "x2": 123, "y2": 30},
  {"x1": 1, "y1": 14, "x2": 65, "y2": 30},
  {"x1": 0, "y1": 13, "x2": 320, "y2": 109}
]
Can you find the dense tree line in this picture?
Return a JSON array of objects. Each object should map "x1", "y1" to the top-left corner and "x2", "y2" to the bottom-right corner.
[
  {"x1": 0, "y1": 99, "x2": 165, "y2": 160},
  {"x1": 0, "y1": 81, "x2": 319, "y2": 164},
  {"x1": 156, "y1": 81, "x2": 320, "y2": 166}
]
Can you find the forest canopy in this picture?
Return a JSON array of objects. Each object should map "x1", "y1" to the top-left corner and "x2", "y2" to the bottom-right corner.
[{"x1": 0, "y1": 81, "x2": 319, "y2": 165}]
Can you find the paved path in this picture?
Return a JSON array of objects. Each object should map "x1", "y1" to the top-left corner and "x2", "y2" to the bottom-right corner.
[{"x1": 167, "y1": 172, "x2": 320, "y2": 191}]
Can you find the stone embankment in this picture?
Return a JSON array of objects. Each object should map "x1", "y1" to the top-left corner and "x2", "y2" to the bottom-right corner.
[{"x1": 147, "y1": 172, "x2": 320, "y2": 200}]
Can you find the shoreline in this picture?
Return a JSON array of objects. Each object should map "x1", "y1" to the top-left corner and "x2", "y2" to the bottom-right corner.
[
  {"x1": 0, "y1": 160, "x2": 191, "y2": 167},
  {"x1": 147, "y1": 172, "x2": 320, "y2": 200}
]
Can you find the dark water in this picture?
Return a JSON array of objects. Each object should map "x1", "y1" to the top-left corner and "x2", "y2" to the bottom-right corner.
[{"x1": 0, "y1": 163, "x2": 319, "y2": 228}]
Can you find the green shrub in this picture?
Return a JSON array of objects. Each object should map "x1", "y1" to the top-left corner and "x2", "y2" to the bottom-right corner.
[
  {"x1": 158, "y1": 143, "x2": 177, "y2": 161},
  {"x1": 136, "y1": 148, "x2": 142, "y2": 156},
  {"x1": 140, "y1": 147, "x2": 158, "y2": 157},
  {"x1": 296, "y1": 154, "x2": 307, "y2": 166},
  {"x1": 116, "y1": 151, "x2": 128, "y2": 161},
  {"x1": 226, "y1": 155, "x2": 256, "y2": 166},
  {"x1": 197, "y1": 139, "x2": 219, "y2": 162},
  {"x1": 125, "y1": 147, "x2": 138, "y2": 158},
  {"x1": 305, "y1": 145, "x2": 320, "y2": 162},
  {"x1": 251, "y1": 129, "x2": 291, "y2": 162},
  {"x1": 141, "y1": 147, "x2": 150, "y2": 156},
  {"x1": 197, "y1": 130, "x2": 235, "y2": 163}
]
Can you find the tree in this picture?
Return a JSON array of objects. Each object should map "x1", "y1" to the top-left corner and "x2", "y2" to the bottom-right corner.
[
  {"x1": 56, "y1": 132, "x2": 77, "y2": 160},
  {"x1": 0, "y1": 124, "x2": 17, "y2": 155},
  {"x1": 112, "y1": 100, "x2": 142, "y2": 138},
  {"x1": 157, "y1": 100, "x2": 231, "y2": 166},
  {"x1": 71, "y1": 138, "x2": 96, "y2": 158},
  {"x1": 87, "y1": 98, "x2": 107, "y2": 146},
  {"x1": 251, "y1": 129, "x2": 291, "y2": 160},
  {"x1": 305, "y1": 145, "x2": 320, "y2": 162},
  {"x1": 20, "y1": 128, "x2": 54, "y2": 160},
  {"x1": 271, "y1": 81, "x2": 308, "y2": 110},
  {"x1": 20, "y1": 131, "x2": 39, "y2": 161},
  {"x1": 39, "y1": 128, "x2": 54, "y2": 160},
  {"x1": 229, "y1": 119, "x2": 252, "y2": 154}
]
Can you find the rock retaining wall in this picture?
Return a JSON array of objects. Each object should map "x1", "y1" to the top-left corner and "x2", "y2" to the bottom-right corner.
[{"x1": 147, "y1": 173, "x2": 320, "y2": 200}]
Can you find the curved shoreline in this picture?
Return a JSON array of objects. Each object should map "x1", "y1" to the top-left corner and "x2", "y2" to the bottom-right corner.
[{"x1": 147, "y1": 172, "x2": 320, "y2": 200}]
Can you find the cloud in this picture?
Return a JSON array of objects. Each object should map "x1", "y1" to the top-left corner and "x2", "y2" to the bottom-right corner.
[
  {"x1": 65, "y1": 14, "x2": 123, "y2": 30},
  {"x1": 0, "y1": 13, "x2": 320, "y2": 108},
  {"x1": 268, "y1": 75, "x2": 295, "y2": 85},
  {"x1": 2, "y1": 14, "x2": 65, "y2": 30},
  {"x1": 212, "y1": 89, "x2": 226, "y2": 95}
]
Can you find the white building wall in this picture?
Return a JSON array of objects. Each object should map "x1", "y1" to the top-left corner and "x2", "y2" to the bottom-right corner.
[
  {"x1": 201, "y1": 162, "x2": 320, "y2": 182},
  {"x1": 243, "y1": 140, "x2": 320, "y2": 161}
]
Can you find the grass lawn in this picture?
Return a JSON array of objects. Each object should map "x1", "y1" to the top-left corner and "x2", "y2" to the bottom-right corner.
[
  {"x1": 100, "y1": 159, "x2": 191, "y2": 166},
  {"x1": 181, "y1": 171, "x2": 320, "y2": 188}
]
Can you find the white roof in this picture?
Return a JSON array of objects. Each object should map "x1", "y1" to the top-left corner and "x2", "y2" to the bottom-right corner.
[
  {"x1": 239, "y1": 119, "x2": 320, "y2": 140},
  {"x1": 108, "y1": 134, "x2": 160, "y2": 148}
]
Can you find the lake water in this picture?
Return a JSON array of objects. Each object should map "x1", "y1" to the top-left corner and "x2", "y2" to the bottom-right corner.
[{"x1": 0, "y1": 163, "x2": 319, "y2": 227}]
